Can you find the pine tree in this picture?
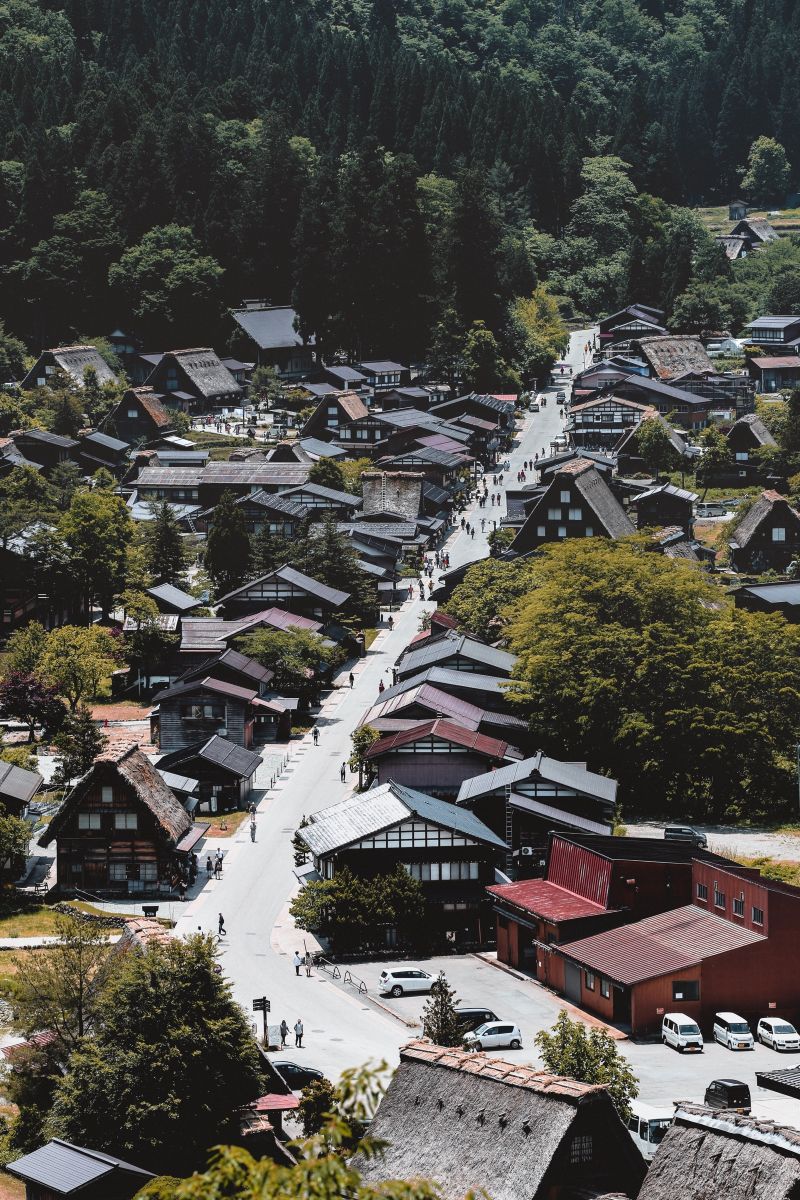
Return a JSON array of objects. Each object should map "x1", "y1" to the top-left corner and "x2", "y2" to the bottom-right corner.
[
  {"x1": 52, "y1": 706, "x2": 107, "y2": 790},
  {"x1": 204, "y1": 490, "x2": 252, "y2": 598},
  {"x1": 142, "y1": 500, "x2": 188, "y2": 587},
  {"x1": 421, "y1": 972, "x2": 464, "y2": 1047}
]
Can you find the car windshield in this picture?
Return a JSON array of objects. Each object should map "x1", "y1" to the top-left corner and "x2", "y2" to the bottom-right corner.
[
  {"x1": 775, "y1": 1024, "x2": 797, "y2": 1035},
  {"x1": 648, "y1": 1119, "x2": 672, "y2": 1144},
  {"x1": 729, "y1": 1023, "x2": 750, "y2": 1033},
  {"x1": 680, "y1": 1024, "x2": 700, "y2": 1035}
]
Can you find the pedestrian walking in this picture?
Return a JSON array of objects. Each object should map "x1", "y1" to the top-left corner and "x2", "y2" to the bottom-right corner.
[
  {"x1": 280, "y1": 1019, "x2": 289, "y2": 1048},
  {"x1": 340, "y1": 761, "x2": 347, "y2": 782},
  {"x1": 470, "y1": 527, "x2": 475, "y2": 538},
  {"x1": 218, "y1": 913, "x2": 226, "y2": 936},
  {"x1": 293, "y1": 951, "x2": 302, "y2": 976},
  {"x1": 206, "y1": 855, "x2": 213, "y2": 876},
  {"x1": 388, "y1": 615, "x2": 394, "y2": 630},
  {"x1": 349, "y1": 672, "x2": 355, "y2": 688},
  {"x1": 378, "y1": 678, "x2": 385, "y2": 693},
  {"x1": 294, "y1": 1018, "x2": 304, "y2": 1047},
  {"x1": 312, "y1": 725, "x2": 319, "y2": 745},
  {"x1": 304, "y1": 953, "x2": 312, "y2": 977},
  {"x1": 250, "y1": 819, "x2": 256, "y2": 842}
]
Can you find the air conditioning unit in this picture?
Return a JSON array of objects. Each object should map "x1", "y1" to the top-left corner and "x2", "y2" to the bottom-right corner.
[{"x1": 520, "y1": 847, "x2": 534, "y2": 857}]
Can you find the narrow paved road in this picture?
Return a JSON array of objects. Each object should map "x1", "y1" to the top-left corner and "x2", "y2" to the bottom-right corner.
[{"x1": 170, "y1": 349, "x2": 584, "y2": 1080}]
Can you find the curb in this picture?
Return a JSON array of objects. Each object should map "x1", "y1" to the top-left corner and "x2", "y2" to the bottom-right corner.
[{"x1": 472, "y1": 953, "x2": 628, "y2": 1042}]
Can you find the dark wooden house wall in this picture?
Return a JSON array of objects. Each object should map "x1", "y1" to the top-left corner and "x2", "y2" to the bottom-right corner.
[
  {"x1": 157, "y1": 691, "x2": 252, "y2": 752},
  {"x1": 54, "y1": 771, "x2": 177, "y2": 895}
]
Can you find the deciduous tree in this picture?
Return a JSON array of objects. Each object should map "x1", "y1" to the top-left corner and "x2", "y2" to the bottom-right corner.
[
  {"x1": 40, "y1": 626, "x2": 119, "y2": 711},
  {"x1": 535, "y1": 1011, "x2": 639, "y2": 1120},
  {"x1": 0, "y1": 672, "x2": 66, "y2": 742}
]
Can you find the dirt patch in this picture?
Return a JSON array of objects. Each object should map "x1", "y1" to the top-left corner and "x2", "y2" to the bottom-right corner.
[
  {"x1": 204, "y1": 811, "x2": 249, "y2": 838},
  {"x1": 90, "y1": 702, "x2": 152, "y2": 721}
]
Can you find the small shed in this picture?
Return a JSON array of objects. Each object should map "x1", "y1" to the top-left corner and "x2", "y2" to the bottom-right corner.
[
  {"x1": 7, "y1": 1139, "x2": 153, "y2": 1200},
  {"x1": 729, "y1": 199, "x2": 749, "y2": 221}
]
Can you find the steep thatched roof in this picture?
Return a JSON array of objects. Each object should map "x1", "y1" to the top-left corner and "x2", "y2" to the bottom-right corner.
[
  {"x1": 639, "y1": 1105, "x2": 800, "y2": 1200},
  {"x1": 729, "y1": 490, "x2": 800, "y2": 550},
  {"x1": 353, "y1": 1041, "x2": 646, "y2": 1200},
  {"x1": 636, "y1": 335, "x2": 715, "y2": 380},
  {"x1": 41, "y1": 745, "x2": 191, "y2": 847}
]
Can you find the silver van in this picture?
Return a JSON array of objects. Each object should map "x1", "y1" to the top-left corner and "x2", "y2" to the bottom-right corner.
[{"x1": 661, "y1": 1012, "x2": 703, "y2": 1052}]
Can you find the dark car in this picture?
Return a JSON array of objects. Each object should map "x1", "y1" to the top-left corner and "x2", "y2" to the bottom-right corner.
[
  {"x1": 455, "y1": 1006, "x2": 499, "y2": 1033},
  {"x1": 703, "y1": 1078, "x2": 751, "y2": 1114},
  {"x1": 272, "y1": 1061, "x2": 325, "y2": 1091},
  {"x1": 664, "y1": 824, "x2": 708, "y2": 848}
]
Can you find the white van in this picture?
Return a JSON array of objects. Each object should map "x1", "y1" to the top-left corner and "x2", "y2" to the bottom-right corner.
[
  {"x1": 713, "y1": 1011, "x2": 754, "y2": 1050},
  {"x1": 626, "y1": 1102, "x2": 673, "y2": 1161},
  {"x1": 661, "y1": 1012, "x2": 704, "y2": 1052}
]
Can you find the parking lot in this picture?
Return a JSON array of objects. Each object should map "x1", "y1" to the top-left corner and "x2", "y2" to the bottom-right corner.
[{"x1": 354, "y1": 954, "x2": 800, "y2": 1126}]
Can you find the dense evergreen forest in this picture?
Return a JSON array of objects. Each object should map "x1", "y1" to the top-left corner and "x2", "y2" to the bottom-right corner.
[{"x1": 0, "y1": 0, "x2": 798, "y2": 360}]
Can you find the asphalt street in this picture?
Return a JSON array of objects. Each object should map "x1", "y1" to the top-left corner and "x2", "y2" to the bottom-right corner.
[{"x1": 169, "y1": 331, "x2": 586, "y2": 1082}]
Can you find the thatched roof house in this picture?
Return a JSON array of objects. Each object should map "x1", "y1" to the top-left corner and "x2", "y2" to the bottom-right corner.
[
  {"x1": 640, "y1": 1104, "x2": 800, "y2": 1200},
  {"x1": 636, "y1": 335, "x2": 715, "y2": 380},
  {"x1": 353, "y1": 1041, "x2": 646, "y2": 1200}
]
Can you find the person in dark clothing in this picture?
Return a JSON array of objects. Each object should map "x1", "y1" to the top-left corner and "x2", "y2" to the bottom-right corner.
[
  {"x1": 280, "y1": 1019, "x2": 289, "y2": 1048},
  {"x1": 340, "y1": 762, "x2": 347, "y2": 782},
  {"x1": 294, "y1": 1018, "x2": 304, "y2": 1047},
  {"x1": 218, "y1": 913, "x2": 226, "y2": 936}
]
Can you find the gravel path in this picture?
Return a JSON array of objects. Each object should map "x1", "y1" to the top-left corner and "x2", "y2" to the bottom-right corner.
[{"x1": 626, "y1": 821, "x2": 800, "y2": 862}]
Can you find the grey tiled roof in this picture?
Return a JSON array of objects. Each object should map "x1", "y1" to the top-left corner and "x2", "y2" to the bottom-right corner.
[
  {"x1": 231, "y1": 305, "x2": 314, "y2": 349},
  {"x1": 397, "y1": 632, "x2": 516, "y2": 678},
  {"x1": 457, "y1": 753, "x2": 618, "y2": 805},
  {"x1": 299, "y1": 780, "x2": 507, "y2": 857}
]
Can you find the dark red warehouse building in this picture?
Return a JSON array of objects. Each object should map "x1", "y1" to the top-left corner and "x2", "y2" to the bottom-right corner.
[
  {"x1": 488, "y1": 832, "x2": 732, "y2": 979},
  {"x1": 554, "y1": 858, "x2": 800, "y2": 1038}
]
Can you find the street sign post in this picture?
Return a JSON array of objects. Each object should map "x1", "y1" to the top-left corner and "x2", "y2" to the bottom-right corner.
[{"x1": 252, "y1": 995, "x2": 270, "y2": 1044}]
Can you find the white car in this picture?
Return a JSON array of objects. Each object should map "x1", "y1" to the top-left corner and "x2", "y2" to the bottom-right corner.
[
  {"x1": 757, "y1": 1017, "x2": 800, "y2": 1051},
  {"x1": 463, "y1": 1022, "x2": 522, "y2": 1051},
  {"x1": 378, "y1": 968, "x2": 434, "y2": 997},
  {"x1": 713, "y1": 1011, "x2": 754, "y2": 1050}
]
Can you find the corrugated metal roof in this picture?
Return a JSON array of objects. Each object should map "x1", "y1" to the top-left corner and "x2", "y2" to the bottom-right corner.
[
  {"x1": 362, "y1": 683, "x2": 484, "y2": 731},
  {"x1": 300, "y1": 780, "x2": 507, "y2": 857},
  {"x1": 457, "y1": 754, "x2": 617, "y2": 805},
  {"x1": 230, "y1": 305, "x2": 314, "y2": 349},
  {"x1": 488, "y1": 879, "x2": 609, "y2": 922},
  {"x1": 0, "y1": 761, "x2": 42, "y2": 804},
  {"x1": 284, "y1": 483, "x2": 361, "y2": 506},
  {"x1": 7, "y1": 1140, "x2": 152, "y2": 1193},
  {"x1": 378, "y1": 667, "x2": 509, "y2": 703},
  {"x1": 560, "y1": 905, "x2": 765, "y2": 985},
  {"x1": 397, "y1": 633, "x2": 516, "y2": 678},
  {"x1": 364, "y1": 719, "x2": 518, "y2": 761},
  {"x1": 154, "y1": 676, "x2": 257, "y2": 704},
  {"x1": 147, "y1": 582, "x2": 199, "y2": 611},
  {"x1": 180, "y1": 608, "x2": 322, "y2": 650},
  {"x1": 218, "y1": 566, "x2": 349, "y2": 608}
]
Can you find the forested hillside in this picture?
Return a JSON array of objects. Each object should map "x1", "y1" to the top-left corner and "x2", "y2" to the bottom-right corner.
[{"x1": 0, "y1": 0, "x2": 797, "y2": 358}]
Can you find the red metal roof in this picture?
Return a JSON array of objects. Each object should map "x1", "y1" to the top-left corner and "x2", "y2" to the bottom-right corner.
[
  {"x1": 365, "y1": 718, "x2": 515, "y2": 761},
  {"x1": 252, "y1": 1093, "x2": 300, "y2": 1112},
  {"x1": 560, "y1": 905, "x2": 765, "y2": 985},
  {"x1": 487, "y1": 879, "x2": 610, "y2": 922},
  {"x1": 751, "y1": 357, "x2": 800, "y2": 370}
]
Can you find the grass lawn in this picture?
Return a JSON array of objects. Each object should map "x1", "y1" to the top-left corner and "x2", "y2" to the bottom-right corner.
[
  {"x1": 0, "y1": 899, "x2": 142, "y2": 939},
  {"x1": 204, "y1": 811, "x2": 249, "y2": 838},
  {"x1": 364, "y1": 628, "x2": 379, "y2": 650},
  {"x1": 695, "y1": 204, "x2": 800, "y2": 234}
]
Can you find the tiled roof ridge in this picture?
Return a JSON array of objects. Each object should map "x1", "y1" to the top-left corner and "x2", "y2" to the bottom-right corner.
[{"x1": 401, "y1": 1040, "x2": 602, "y2": 1102}]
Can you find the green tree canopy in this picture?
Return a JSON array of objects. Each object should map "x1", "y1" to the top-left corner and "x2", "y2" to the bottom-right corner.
[
  {"x1": 505, "y1": 539, "x2": 800, "y2": 821},
  {"x1": 52, "y1": 706, "x2": 108, "y2": 789},
  {"x1": 108, "y1": 225, "x2": 224, "y2": 344},
  {"x1": 633, "y1": 416, "x2": 681, "y2": 474},
  {"x1": 39, "y1": 625, "x2": 120, "y2": 710},
  {"x1": 535, "y1": 1011, "x2": 638, "y2": 1120},
  {"x1": 421, "y1": 972, "x2": 464, "y2": 1047},
  {"x1": 46, "y1": 935, "x2": 263, "y2": 1176},
  {"x1": 444, "y1": 558, "x2": 535, "y2": 642},
  {"x1": 238, "y1": 626, "x2": 345, "y2": 693},
  {"x1": 308, "y1": 457, "x2": 346, "y2": 492},
  {"x1": 141, "y1": 502, "x2": 188, "y2": 587},
  {"x1": 204, "y1": 490, "x2": 252, "y2": 598},
  {"x1": 58, "y1": 488, "x2": 133, "y2": 617},
  {"x1": 290, "y1": 865, "x2": 426, "y2": 953},
  {"x1": 741, "y1": 137, "x2": 791, "y2": 206}
]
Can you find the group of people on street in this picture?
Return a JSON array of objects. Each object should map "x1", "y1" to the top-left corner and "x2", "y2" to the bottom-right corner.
[
  {"x1": 293, "y1": 950, "x2": 313, "y2": 977},
  {"x1": 206, "y1": 850, "x2": 224, "y2": 879},
  {"x1": 279, "y1": 1018, "x2": 304, "y2": 1048}
]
